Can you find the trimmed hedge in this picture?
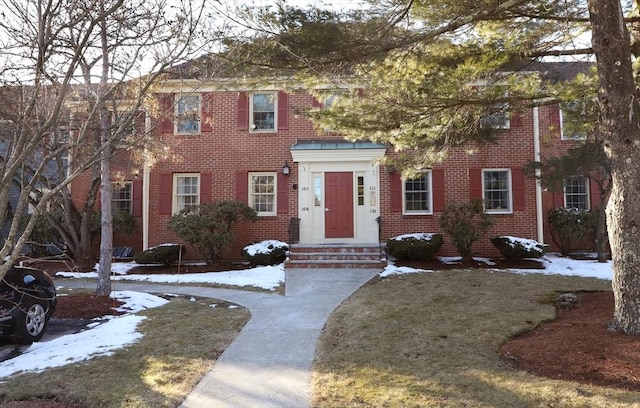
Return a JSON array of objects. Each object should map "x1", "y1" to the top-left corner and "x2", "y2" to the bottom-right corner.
[
  {"x1": 386, "y1": 233, "x2": 443, "y2": 261},
  {"x1": 490, "y1": 236, "x2": 545, "y2": 261},
  {"x1": 134, "y1": 244, "x2": 186, "y2": 266},
  {"x1": 242, "y1": 240, "x2": 288, "y2": 265}
]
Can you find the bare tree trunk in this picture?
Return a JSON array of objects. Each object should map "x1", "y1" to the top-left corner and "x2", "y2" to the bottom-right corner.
[
  {"x1": 96, "y1": 125, "x2": 112, "y2": 295},
  {"x1": 596, "y1": 194, "x2": 610, "y2": 263},
  {"x1": 588, "y1": 0, "x2": 640, "y2": 333},
  {"x1": 96, "y1": 4, "x2": 112, "y2": 296}
]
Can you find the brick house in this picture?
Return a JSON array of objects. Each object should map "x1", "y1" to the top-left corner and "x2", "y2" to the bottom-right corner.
[{"x1": 93, "y1": 62, "x2": 600, "y2": 263}]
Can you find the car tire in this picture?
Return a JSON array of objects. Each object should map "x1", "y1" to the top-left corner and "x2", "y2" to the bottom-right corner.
[{"x1": 14, "y1": 297, "x2": 51, "y2": 344}]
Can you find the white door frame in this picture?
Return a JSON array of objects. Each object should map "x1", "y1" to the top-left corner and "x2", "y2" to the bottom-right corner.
[{"x1": 291, "y1": 147, "x2": 385, "y2": 244}]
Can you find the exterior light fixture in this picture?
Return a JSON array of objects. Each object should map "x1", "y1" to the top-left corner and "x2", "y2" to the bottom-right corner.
[{"x1": 283, "y1": 161, "x2": 290, "y2": 175}]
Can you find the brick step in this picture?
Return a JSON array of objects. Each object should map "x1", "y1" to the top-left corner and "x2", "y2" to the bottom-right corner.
[
  {"x1": 285, "y1": 260, "x2": 386, "y2": 269},
  {"x1": 286, "y1": 244, "x2": 386, "y2": 269},
  {"x1": 290, "y1": 252, "x2": 382, "y2": 261}
]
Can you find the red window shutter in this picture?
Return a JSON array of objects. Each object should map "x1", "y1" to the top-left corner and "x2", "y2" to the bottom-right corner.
[
  {"x1": 432, "y1": 169, "x2": 445, "y2": 212},
  {"x1": 390, "y1": 172, "x2": 402, "y2": 212},
  {"x1": 469, "y1": 168, "x2": 483, "y2": 200},
  {"x1": 277, "y1": 173, "x2": 288, "y2": 214},
  {"x1": 236, "y1": 171, "x2": 248, "y2": 204},
  {"x1": 549, "y1": 104, "x2": 561, "y2": 137},
  {"x1": 159, "y1": 173, "x2": 172, "y2": 215},
  {"x1": 512, "y1": 168, "x2": 525, "y2": 211},
  {"x1": 132, "y1": 180, "x2": 143, "y2": 217},
  {"x1": 510, "y1": 111, "x2": 522, "y2": 128},
  {"x1": 589, "y1": 178, "x2": 601, "y2": 208},
  {"x1": 161, "y1": 93, "x2": 174, "y2": 133},
  {"x1": 237, "y1": 92, "x2": 249, "y2": 130},
  {"x1": 311, "y1": 96, "x2": 322, "y2": 108},
  {"x1": 553, "y1": 190, "x2": 565, "y2": 208},
  {"x1": 200, "y1": 173, "x2": 212, "y2": 204},
  {"x1": 278, "y1": 91, "x2": 289, "y2": 130},
  {"x1": 201, "y1": 93, "x2": 213, "y2": 133}
]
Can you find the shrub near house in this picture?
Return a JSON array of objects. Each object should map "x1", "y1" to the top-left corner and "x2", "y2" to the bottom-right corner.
[
  {"x1": 490, "y1": 236, "x2": 545, "y2": 262},
  {"x1": 242, "y1": 240, "x2": 288, "y2": 266},
  {"x1": 168, "y1": 201, "x2": 258, "y2": 265},
  {"x1": 386, "y1": 233, "x2": 443, "y2": 261},
  {"x1": 134, "y1": 244, "x2": 186, "y2": 266}
]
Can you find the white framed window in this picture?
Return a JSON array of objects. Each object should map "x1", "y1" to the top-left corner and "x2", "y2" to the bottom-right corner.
[
  {"x1": 250, "y1": 93, "x2": 276, "y2": 132},
  {"x1": 321, "y1": 92, "x2": 339, "y2": 108},
  {"x1": 482, "y1": 169, "x2": 512, "y2": 213},
  {"x1": 403, "y1": 171, "x2": 432, "y2": 215},
  {"x1": 27, "y1": 188, "x2": 52, "y2": 214},
  {"x1": 560, "y1": 105, "x2": 587, "y2": 140},
  {"x1": 173, "y1": 173, "x2": 200, "y2": 213},
  {"x1": 480, "y1": 103, "x2": 510, "y2": 129},
  {"x1": 112, "y1": 182, "x2": 132, "y2": 214},
  {"x1": 474, "y1": 85, "x2": 510, "y2": 129},
  {"x1": 175, "y1": 94, "x2": 201, "y2": 134},
  {"x1": 249, "y1": 172, "x2": 276, "y2": 216},
  {"x1": 564, "y1": 175, "x2": 589, "y2": 210}
]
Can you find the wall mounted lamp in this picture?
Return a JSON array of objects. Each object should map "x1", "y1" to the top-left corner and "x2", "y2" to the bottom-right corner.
[{"x1": 283, "y1": 161, "x2": 290, "y2": 175}]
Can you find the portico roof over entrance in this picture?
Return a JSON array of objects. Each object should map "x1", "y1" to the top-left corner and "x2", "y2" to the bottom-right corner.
[
  {"x1": 290, "y1": 139, "x2": 387, "y2": 162},
  {"x1": 290, "y1": 139, "x2": 387, "y2": 151}
]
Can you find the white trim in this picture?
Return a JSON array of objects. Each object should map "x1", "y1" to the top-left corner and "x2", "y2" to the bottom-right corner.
[
  {"x1": 143, "y1": 112, "x2": 151, "y2": 251},
  {"x1": 174, "y1": 93, "x2": 201, "y2": 135},
  {"x1": 172, "y1": 173, "x2": 200, "y2": 214},
  {"x1": 533, "y1": 106, "x2": 544, "y2": 244},
  {"x1": 111, "y1": 181, "x2": 133, "y2": 214},
  {"x1": 402, "y1": 170, "x2": 433, "y2": 215},
  {"x1": 248, "y1": 172, "x2": 277, "y2": 216},
  {"x1": 295, "y1": 163, "x2": 382, "y2": 245},
  {"x1": 291, "y1": 148, "x2": 386, "y2": 163},
  {"x1": 559, "y1": 106, "x2": 587, "y2": 141},
  {"x1": 563, "y1": 175, "x2": 590, "y2": 211},
  {"x1": 249, "y1": 92, "x2": 277, "y2": 133},
  {"x1": 482, "y1": 168, "x2": 513, "y2": 214}
]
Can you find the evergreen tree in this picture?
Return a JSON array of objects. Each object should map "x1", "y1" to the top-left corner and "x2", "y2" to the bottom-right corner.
[{"x1": 231, "y1": 0, "x2": 640, "y2": 334}]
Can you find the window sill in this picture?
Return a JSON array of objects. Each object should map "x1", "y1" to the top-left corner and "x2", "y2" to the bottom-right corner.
[
  {"x1": 250, "y1": 130, "x2": 277, "y2": 134},
  {"x1": 485, "y1": 210, "x2": 513, "y2": 215}
]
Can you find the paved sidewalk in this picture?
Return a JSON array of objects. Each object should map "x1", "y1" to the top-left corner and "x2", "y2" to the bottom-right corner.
[{"x1": 67, "y1": 267, "x2": 378, "y2": 407}]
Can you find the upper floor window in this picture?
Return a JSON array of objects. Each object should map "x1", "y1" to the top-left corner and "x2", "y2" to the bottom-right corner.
[
  {"x1": 173, "y1": 173, "x2": 200, "y2": 213},
  {"x1": 564, "y1": 175, "x2": 589, "y2": 210},
  {"x1": 475, "y1": 85, "x2": 510, "y2": 129},
  {"x1": 175, "y1": 94, "x2": 201, "y2": 134},
  {"x1": 251, "y1": 93, "x2": 276, "y2": 132},
  {"x1": 480, "y1": 103, "x2": 510, "y2": 129},
  {"x1": 403, "y1": 171, "x2": 432, "y2": 215},
  {"x1": 560, "y1": 103, "x2": 587, "y2": 140},
  {"x1": 249, "y1": 172, "x2": 276, "y2": 216},
  {"x1": 112, "y1": 182, "x2": 132, "y2": 214},
  {"x1": 483, "y1": 169, "x2": 512, "y2": 213}
]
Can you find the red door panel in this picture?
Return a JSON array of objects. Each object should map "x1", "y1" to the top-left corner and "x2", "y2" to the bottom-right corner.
[{"x1": 325, "y1": 172, "x2": 354, "y2": 238}]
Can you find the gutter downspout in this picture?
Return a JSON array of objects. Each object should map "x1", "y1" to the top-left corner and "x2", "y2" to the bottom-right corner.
[
  {"x1": 533, "y1": 106, "x2": 544, "y2": 244},
  {"x1": 142, "y1": 112, "x2": 151, "y2": 251}
]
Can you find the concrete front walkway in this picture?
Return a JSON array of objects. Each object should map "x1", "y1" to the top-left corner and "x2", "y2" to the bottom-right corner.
[
  {"x1": 180, "y1": 268, "x2": 378, "y2": 408},
  {"x1": 66, "y1": 267, "x2": 378, "y2": 407}
]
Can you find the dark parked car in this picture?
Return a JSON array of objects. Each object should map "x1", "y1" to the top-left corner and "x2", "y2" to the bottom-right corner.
[{"x1": 0, "y1": 266, "x2": 57, "y2": 343}]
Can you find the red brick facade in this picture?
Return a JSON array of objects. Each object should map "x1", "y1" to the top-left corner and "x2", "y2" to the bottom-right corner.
[{"x1": 87, "y1": 83, "x2": 597, "y2": 261}]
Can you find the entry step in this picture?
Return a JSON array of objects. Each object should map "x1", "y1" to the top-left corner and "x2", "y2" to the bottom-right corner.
[{"x1": 286, "y1": 244, "x2": 386, "y2": 269}]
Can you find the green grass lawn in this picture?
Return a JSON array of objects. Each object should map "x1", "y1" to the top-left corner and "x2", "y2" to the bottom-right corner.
[{"x1": 311, "y1": 269, "x2": 639, "y2": 408}]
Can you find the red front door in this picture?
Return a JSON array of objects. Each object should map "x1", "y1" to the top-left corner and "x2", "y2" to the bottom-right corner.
[{"x1": 325, "y1": 172, "x2": 354, "y2": 238}]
